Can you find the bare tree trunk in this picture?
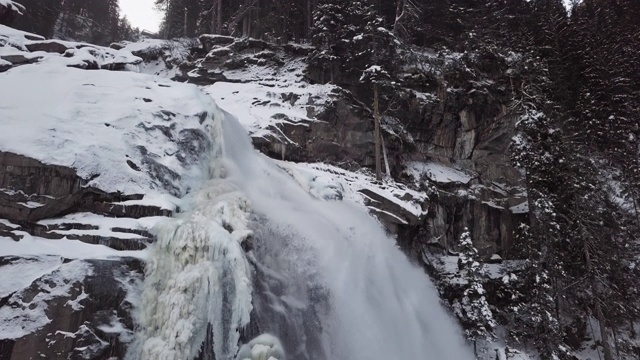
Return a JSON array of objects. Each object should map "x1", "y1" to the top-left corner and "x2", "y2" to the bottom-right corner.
[
  {"x1": 373, "y1": 84, "x2": 382, "y2": 180},
  {"x1": 393, "y1": 0, "x2": 407, "y2": 36},
  {"x1": 584, "y1": 240, "x2": 614, "y2": 360},
  {"x1": 307, "y1": 0, "x2": 312, "y2": 39},
  {"x1": 214, "y1": 3, "x2": 218, "y2": 34},
  {"x1": 217, "y1": 0, "x2": 222, "y2": 34},
  {"x1": 183, "y1": 6, "x2": 187, "y2": 37}
]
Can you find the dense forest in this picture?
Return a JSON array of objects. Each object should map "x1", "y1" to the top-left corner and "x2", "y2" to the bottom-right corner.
[
  {"x1": 9, "y1": 0, "x2": 138, "y2": 44},
  {"x1": 153, "y1": 0, "x2": 640, "y2": 359}
]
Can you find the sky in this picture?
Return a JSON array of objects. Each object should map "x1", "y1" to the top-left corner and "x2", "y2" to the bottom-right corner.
[{"x1": 119, "y1": 0, "x2": 163, "y2": 33}]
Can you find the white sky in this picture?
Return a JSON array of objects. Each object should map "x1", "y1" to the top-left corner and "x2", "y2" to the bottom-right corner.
[{"x1": 119, "y1": 0, "x2": 163, "y2": 33}]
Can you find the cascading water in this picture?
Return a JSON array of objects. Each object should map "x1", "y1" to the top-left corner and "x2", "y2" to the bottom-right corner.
[
  {"x1": 129, "y1": 102, "x2": 473, "y2": 360},
  {"x1": 221, "y1": 116, "x2": 473, "y2": 360}
]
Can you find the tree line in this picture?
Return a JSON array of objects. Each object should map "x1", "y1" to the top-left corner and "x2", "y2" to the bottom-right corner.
[{"x1": 10, "y1": 0, "x2": 138, "y2": 45}]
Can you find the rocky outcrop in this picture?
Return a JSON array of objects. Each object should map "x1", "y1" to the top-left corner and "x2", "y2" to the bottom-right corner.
[
  {"x1": 253, "y1": 94, "x2": 376, "y2": 169},
  {"x1": 0, "y1": 257, "x2": 143, "y2": 360},
  {"x1": 0, "y1": 28, "x2": 141, "y2": 72},
  {"x1": 0, "y1": 151, "x2": 170, "y2": 224},
  {"x1": 25, "y1": 40, "x2": 72, "y2": 54}
]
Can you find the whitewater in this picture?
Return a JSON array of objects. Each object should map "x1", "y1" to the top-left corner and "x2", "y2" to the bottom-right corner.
[{"x1": 128, "y1": 100, "x2": 474, "y2": 360}]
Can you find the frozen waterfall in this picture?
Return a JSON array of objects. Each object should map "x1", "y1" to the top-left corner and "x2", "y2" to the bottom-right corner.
[{"x1": 129, "y1": 104, "x2": 473, "y2": 360}]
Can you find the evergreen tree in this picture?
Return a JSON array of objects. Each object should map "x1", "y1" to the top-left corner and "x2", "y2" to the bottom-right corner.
[
  {"x1": 454, "y1": 229, "x2": 496, "y2": 353},
  {"x1": 10, "y1": 0, "x2": 63, "y2": 37}
]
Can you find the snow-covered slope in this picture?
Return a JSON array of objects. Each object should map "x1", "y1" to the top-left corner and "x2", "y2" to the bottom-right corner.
[
  {"x1": 0, "y1": 65, "x2": 217, "y2": 197},
  {"x1": 0, "y1": 25, "x2": 227, "y2": 358}
]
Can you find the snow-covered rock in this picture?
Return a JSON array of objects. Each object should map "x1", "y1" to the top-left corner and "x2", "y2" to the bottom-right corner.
[
  {"x1": 0, "y1": 25, "x2": 225, "y2": 359},
  {"x1": 0, "y1": 24, "x2": 142, "y2": 70}
]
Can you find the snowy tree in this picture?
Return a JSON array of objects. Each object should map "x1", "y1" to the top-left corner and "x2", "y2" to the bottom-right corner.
[
  {"x1": 308, "y1": 0, "x2": 346, "y2": 83},
  {"x1": 454, "y1": 229, "x2": 496, "y2": 354},
  {"x1": 309, "y1": 0, "x2": 395, "y2": 84},
  {"x1": 0, "y1": 0, "x2": 24, "y2": 25}
]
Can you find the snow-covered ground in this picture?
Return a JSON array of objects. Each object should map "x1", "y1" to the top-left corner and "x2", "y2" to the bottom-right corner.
[
  {"x1": 202, "y1": 55, "x2": 337, "y2": 143},
  {"x1": 277, "y1": 161, "x2": 428, "y2": 220},
  {"x1": 205, "y1": 81, "x2": 335, "y2": 141},
  {"x1": 0, "y1": 64, "x2": 219, "y2": 197},
  {"x1": 405, "y1": 161, "x2": 475, "y2": 185}
]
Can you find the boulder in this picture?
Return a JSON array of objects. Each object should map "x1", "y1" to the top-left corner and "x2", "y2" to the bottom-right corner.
[
  {"x1": 25, "y1": 40, "x2": 73, "y2": 54},
  {"x1": 199, "y1": 34, "x2": 235, "y2": 52},
  {"x1": 0, "y1": 53, "x2": 40, "y2": 65},
  {"x1": 0, "y1": 58, "x2": 10, "y2": 72}
]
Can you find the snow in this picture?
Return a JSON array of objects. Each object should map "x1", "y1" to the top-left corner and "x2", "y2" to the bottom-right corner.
[
  {"x1": 0, "y1": 25, "x2": 141, "y2": 67},
  {"x1": 38, "y1": 212, "x2": 166, "y2": 240},
  {"x1": 0, "y1": 60, "x2": 221, "y2": 196},
  {"x1": 38, "y1": 212, "x2": 165, "y2": 231},
  {"x1": 65, "y1": 286, "x2": 89, "y2": 310},
  {"x1": 0, "y1": 256, "x2": 63, "y2": 298},
  {"x1": 236, "y1": 334, "x2": 285, "y2": 360},
  {"x1": 276, "y1": 161, "x2": 428, "y2": 218},
  {"x1": 0, "y1": 219, "x2": 20, "y2": 229},
  {"x1": 121, "y1": 38, "x2": 192, "y2": 78},
  {"x1": 17, "y1": 201, "x2": 45, "y2": 208},
  {"x1": 0, "y1": 24, "x2": 43, "y2": 48},
  {"x1": 0, "y1": 260, "x2": 92, "y2": 339},
  {"x1": 204, "y1": 79, "x2": 335, "y2": 141},
  {"x1": 509, "y1": 201, "x2": 529, "y2": 214},
  {"x1": 406, "y1": 161, "x2": 474, "y2": 184},
  {"x1": 0, "y1": 233, "x2": 148, "y2": 260},
  {"x1": 437, "y1": 255, "x2": 525, "y2": 284},
  {"x1": 98, "y1": 316, "x2": 135, "y2": 343}
]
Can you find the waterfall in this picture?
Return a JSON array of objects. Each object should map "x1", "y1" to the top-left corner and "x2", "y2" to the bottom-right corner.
[
  {"x1": 130, "y1": 105, "x2": 473, "y2": 360},
  {"x1": 221, "y1": 116, "x2": 473, "y2": 360}
]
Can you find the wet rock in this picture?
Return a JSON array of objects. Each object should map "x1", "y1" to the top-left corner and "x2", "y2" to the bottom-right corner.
[{"x1": 25, "y1": 40, "x2": 72, "y2": 54}]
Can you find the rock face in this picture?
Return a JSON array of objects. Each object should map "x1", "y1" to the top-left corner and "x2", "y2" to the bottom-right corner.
[
  {"x1": 191, "y1": 34, "x2": 526, "y2": 259},
  {"x1": 0, "y1": 152, "x2": 170, "y2": 224},
  {"x1": 0, "y1": 257, "x2": 143, "y2": 360}
]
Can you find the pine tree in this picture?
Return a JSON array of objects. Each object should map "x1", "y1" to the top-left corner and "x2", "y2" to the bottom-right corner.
[
  {"x1": 454, "y1": 229, "x2": 496, "y2": 354},
  {"x1": 10, "y1": 0, "x2": 63, "y2": 37}
]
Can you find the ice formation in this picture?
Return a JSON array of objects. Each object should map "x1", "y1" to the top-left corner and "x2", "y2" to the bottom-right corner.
[
  {"x1": 236, "y1": 334, "x2": 285, "y2": 360},
  {"x1": 128, "y1": 106, "x2": 253, "y2": 360}
]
